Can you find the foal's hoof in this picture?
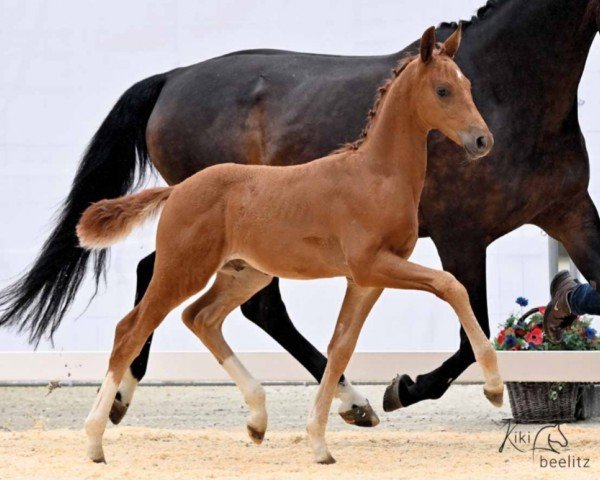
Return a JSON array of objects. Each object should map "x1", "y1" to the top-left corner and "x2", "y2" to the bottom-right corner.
[
  {"x1": 316, "y1": 453, "x2": 337, "y2": 465},
  {"x1": 383, "y1": 374, "x2": 413, "y2": 412},
  {"x1": 86, "y1": 445, "x2": 106, "y2": 464},
  {"x1": 109, "y1": 398, "x2": 129, "y2": 425},
  {"x1": 247, "y1": 424, "x2": 266, "y2": 445},
  {"x1": 339, "y1": 401, "x2": 380, "y2": 427},
  {"x1": 483, "y1": 383, "x2": 504, "y2": 408}
]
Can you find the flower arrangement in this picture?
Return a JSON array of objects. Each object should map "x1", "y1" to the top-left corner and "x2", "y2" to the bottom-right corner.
[
  {"x1": 496, "y1": 297, "x2": 600, "y2": 422},
  {"x1": 493, "y1": 297, "x2": 599, "y2": 351}
]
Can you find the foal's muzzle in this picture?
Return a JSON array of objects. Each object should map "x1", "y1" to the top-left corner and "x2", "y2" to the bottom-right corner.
[{"x1": 460, "y1": 128, "x2": 494, "y2": 159}]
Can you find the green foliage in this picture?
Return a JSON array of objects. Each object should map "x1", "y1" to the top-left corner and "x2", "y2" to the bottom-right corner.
[{"x1": 493, "y1": 311, "x2": 598, "y2": 351}]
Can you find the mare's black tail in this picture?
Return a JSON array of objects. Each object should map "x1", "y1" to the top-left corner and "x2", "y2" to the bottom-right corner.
[{"x1": 0, "y1": 73, "x2": 167, "y2": 344}]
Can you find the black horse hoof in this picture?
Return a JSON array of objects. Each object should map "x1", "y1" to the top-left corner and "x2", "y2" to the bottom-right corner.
[
  {"x1": 109, "y1": 398, "x2": 128, "y2": 425},
  {"x1": 383, "y1": 374, "x2": 414, "y2": 412},
  {"x1": 338, "y1": 401, "x2": 380, "y2": 427}
]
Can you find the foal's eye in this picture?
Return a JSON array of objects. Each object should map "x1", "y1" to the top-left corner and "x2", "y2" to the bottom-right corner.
[{"x1": 436, "y1": 86, "x2": 450, "y2": 98}]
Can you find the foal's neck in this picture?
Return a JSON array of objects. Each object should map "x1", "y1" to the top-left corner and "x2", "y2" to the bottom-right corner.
[{"x1": 358, "y1": 66, "x2": 429, "y2": 203}]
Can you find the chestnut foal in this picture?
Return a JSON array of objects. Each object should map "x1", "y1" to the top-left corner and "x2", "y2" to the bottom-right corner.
[{"x1": 77, "y1": 25, "x2": 503, "y2": 465}]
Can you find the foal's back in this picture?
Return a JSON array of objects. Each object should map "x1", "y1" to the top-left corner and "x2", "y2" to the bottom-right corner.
[{"x1": 157, "y1": 155, "x2": 359, "y2": 279}]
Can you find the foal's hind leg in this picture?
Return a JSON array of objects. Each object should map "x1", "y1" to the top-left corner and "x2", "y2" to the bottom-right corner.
[
  {"x1": 182, "y1": 263, "x2": 273, "y2": 444},
  {"x1": 85, "y1": 270, "x2": 214, "y2": 463},
  {"x1": 85, "y1": 299, "x2": 166, "y2": 462},
  {"x1": 110, "y1": 252, "x2": 156, "y2": 425}
]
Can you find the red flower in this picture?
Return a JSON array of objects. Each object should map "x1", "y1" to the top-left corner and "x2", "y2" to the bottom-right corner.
[
  {"x1": 538, "y1": 306, "x2": 546, "y2": 315},
  {"x1": 526, "y1": 327, "x2": 543, "y2": 346},
  {"x1": 497, "y1": 330, "x2": 506, "y2": 345}
]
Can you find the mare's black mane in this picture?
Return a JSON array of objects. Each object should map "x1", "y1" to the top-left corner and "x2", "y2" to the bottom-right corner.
[{"x1": 439, "y1": 0, "x2": 506, "y2": 29}]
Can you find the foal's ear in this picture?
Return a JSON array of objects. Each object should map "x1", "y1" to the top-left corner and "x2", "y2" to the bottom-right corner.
[
  {"x1": 419, "y1": 26, "x2": 436, "y2": 64},
  {"x1": 441, "y1": 24, "x2": 462, "y2": 58}
]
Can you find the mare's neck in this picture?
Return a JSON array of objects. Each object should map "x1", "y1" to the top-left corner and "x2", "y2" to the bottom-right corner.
[
  {"x1": 358, "y1": 68, "x2": 429, "y2": 204},
  {"x1": 459, "y1": 0, "x2": 598, "y2": 131}
]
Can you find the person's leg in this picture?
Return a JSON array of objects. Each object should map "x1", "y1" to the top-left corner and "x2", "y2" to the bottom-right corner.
[{"x1": 569, "y1": 283, "x2": 600, "y2": 315}]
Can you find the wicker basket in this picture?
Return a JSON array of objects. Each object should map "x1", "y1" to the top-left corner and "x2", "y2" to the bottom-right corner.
[
  {"x1": 502, "y1": 307, "x2": 600, "y2": 423},
  {"x1": 507, "y1": 382, "x2": 580, "y2": 423}
]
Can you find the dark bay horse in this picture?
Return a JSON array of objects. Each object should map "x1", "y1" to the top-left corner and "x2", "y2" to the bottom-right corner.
[
  {"x1": 0, "y1": 0, "x2": 599, "y2": 415},
  {"x1": 77, "y1": 28, "x2": 501, "y2": 464}
]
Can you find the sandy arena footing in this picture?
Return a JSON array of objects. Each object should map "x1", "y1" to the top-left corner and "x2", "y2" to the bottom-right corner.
[{"x1": 0, "y1": 384, "x2": 598, "y2": 479}]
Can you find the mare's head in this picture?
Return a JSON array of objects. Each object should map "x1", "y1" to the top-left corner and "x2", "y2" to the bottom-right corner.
[{"x1": 411, "y1": 25, "x2": 493, "y2": 159}]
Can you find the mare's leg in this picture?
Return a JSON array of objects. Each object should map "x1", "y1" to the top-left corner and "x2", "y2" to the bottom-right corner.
[
  {"x1": 182, "y1": 265, "x2": 273, "y2": 444},
  {"x1": 349, "y1": 250, "x2": 503, "y2": 411},
  {"x1": 307, "y1": 281, "x2": 382, "y2": 464},
  {"x1": 110, "y1": 251, "x2": 156, "y2": 425},
  {"x1": 535, "y1": 191, "x2": 600, "y2": 287},
  {"x1": 240, "y1": 278, "x2": 378, "y2": 427},
  {"x1": 386, "y1": 241, "x2": 490, "y2": 409}
]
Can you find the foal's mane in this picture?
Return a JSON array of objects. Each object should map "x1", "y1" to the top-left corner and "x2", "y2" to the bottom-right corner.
[
  {"x1": 334, "y1": 54, "x2": 416, "y2": 153},
  {"x1": 335, "y1": 0, "x2": 508, "y2": 155}
]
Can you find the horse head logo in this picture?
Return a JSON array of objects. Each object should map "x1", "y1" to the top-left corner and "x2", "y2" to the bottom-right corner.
[{"x1": 532, "y1": 423, "x2": 569, "y2": 459}]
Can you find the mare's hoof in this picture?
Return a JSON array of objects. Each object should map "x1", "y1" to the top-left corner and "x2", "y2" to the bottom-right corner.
[
  {"x1": 383, "y1": 374, "x2": 413, "y2": 412},
  {"x1": 247, "y1": 424, "x2": 265, "y2": 444},
  {"x1": 339, "y1": 401, "x2": 380, "y2": 427},
  {"x1": 109, "y1": 398, "x2": 128, "y2": 425},
  {"x1": 92, "y1": 456, "x2": 107, "y2": 464},
  {"x1": 316, "y1": 454, "x2": 337, "y2": 465},
  {"x1": 483, "y1": 383, "x2": 504, "y2": 408}
]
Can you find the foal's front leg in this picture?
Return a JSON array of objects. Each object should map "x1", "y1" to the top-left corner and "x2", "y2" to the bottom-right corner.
[
  {"x1": 350, "y1": 250, "x2": 504, "y2": 407},
  {"x1": 307, "y1": 281, "x2": 382, "y2": 464},
  {"x1": 386, "y1": 240, "x2": 490, "y2": 409},
  {"x1": 240, "y1": 278, "x2": 379, "y2": 427}
]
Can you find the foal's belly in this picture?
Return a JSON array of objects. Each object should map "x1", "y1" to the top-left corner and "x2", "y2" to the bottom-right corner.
[{"x1": 228, "y1": 234, "x2": 350, "y2": 280}]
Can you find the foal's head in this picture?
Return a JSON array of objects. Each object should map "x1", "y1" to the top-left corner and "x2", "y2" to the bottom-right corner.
[{"x1": 411, "y1": 26, "x2": 493, "y2": 159}]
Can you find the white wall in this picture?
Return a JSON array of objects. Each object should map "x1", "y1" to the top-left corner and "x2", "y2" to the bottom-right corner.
[{"x1": 0, "y1": 0, "x2": 598, "y2": 353}]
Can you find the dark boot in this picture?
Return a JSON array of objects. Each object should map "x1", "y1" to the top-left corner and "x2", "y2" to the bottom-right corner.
[{"x1": 543, "y1": 270, "x2": 578, "y2": 343}]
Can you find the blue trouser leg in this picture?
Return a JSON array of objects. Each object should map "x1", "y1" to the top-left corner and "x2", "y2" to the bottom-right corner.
[{"x1": 569, "y1": 283, "x2": 600, "y2": 315}]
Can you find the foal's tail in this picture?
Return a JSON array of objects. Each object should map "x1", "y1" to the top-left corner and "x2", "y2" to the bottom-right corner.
[{"x1": 77, "y1": 187, "x2": 173, "y2": 250}]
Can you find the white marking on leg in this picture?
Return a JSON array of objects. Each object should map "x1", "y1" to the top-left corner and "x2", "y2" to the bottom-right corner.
[
  {"x1": 85, "y1": 372, "x2": 119, "y2": 462},
  {"x1": 222, "y1": 355, "x2": 267, "y2": 439},
  {"x1": 306, "y1": 404, "x2": 331, "y2": 463},
  {"x1": 336, "y1": 378, "x2": 368, "y2": 412},
  {"x1": 117, "y1": 369, "x2": 138, "y2": 408}
]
